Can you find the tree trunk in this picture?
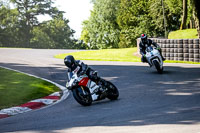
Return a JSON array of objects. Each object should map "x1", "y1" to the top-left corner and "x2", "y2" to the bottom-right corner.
[
  {"x1": 161, "y1": 0, "x2": 167, "y2": 38},
  {"x1": 189, "y1": 19, "x2": 193, "y2": 28},
  {"x1": 193, "y1": 0, "x2": 200, "y2": 38},
  {"x1": 180, "y1": 0, "x2": 188, "y2": 30}
]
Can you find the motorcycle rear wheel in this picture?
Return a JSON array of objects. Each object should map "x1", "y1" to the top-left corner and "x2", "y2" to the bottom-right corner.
[
  {"x1": 106, "y1": 81, "x2": 119, "y2": 100},
  {"x1": 72, "y1": 86, "x2": 92, "y2": 106}
]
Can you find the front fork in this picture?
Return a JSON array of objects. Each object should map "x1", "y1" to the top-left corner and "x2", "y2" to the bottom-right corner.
[{"x1": 80, "y1": 86, "x2": 87, "y2": 95}]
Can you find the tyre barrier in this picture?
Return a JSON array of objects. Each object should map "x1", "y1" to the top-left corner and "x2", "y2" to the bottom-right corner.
[
  {"x1": 184, "y1": 53, "x2": 189, "y2": 58},
  {"x1": 189, "y1": 58, "x2": 194, "y2": 62},
  {"x1": 174, "y1": 53, "x2": 178, "y2": 57},
  {"x1": 183, "y1": 48, "x2": 189, "y2": 53},
  {"x1": 189, "y1": 53, "x2": 194, "y2": 58},
  {"x1": 184, "y1": 58, "x2": 189, "y2": 61},
  {"x1": 174, "y1": 48, "x2": 178, "y2": 53},
  {"x1": 137, "y1": 38, "x2": 200, "y2": 62},
  {"x1": 166, "y1": 48, "x2": 170, "y2": 53},
  {"x1": 178, "y1": 48, "x2": 183, "y2": 53}
]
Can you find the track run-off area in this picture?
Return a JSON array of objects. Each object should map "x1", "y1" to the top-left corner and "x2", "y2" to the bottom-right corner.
[{"x1": 0, "y1": 48, "x2": 200, "y2": 133}]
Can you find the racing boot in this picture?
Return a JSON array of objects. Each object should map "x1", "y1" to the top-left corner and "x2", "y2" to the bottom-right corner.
[{"x1": 161, "y1": 55, "x2": 166, "y2": 61}]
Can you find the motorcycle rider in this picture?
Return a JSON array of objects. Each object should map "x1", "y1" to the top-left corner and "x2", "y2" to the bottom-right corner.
[
  {"x1": 139, "y1": 34, "x2": 165, "y2": 62},
  {"x1": 64, "y1": 55, "x2": 103, "y2": 87}
]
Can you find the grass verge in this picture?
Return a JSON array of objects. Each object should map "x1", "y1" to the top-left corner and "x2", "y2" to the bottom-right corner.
[
  {"x1": 164, "y1": 60, "x2": 200, "y2": 64},
  {"x1": 168, "y1": 29, "x2": 198, "y2": 39},
  {"x1": 0, "y1": 47, "x2": 31, "y2": 49},
  {"x1": 55, "y1": 48, "x2": 141, "y2": 62},
  {"x1": 0, "y1": 67, "x2": 60, "y2": 109},
  {"x1": 55, "y1": 48, "x2": 200, "y2": 64}
]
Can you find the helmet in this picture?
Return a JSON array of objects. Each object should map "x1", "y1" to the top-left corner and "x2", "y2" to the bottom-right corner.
[
  {"x1": 141, "y1": 34, "x2": 148, "y2": 44},
  {"x1": 64, "y1": 55, "x2": 75, "y2": 68}
]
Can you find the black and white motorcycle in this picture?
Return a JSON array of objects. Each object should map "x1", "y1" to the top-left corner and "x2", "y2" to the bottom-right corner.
[
  {"x1": 66, "y1": 71, "x2": 119, "y2": 106},
  {"x1": 145, "y1": 46, "x2": 164, "y2": 74}
]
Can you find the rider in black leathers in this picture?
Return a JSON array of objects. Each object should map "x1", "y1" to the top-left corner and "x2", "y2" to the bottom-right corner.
[
  {"x1": 139, "y1": 34, "x2": 165, "y2": 62},
  {"x1": 64, "y1": 55, "x2": 100, "y2": 83}
]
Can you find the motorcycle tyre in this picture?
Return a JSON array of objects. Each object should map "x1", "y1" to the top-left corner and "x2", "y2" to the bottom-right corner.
[
  {"x1": 106, "y1": 81, "x2": 119, "y2": 100},
  {"x1": 153, "y1": 60, "x2": 163, "y2": 74},
  {"x1": 72, "y1": 86, "x2": 92, "y2": 106}
]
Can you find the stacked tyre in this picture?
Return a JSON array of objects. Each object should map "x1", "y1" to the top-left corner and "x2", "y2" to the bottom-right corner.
[
  {"x1": 161, "y1": 39, "x2": 166, "y2": 59},
  {"x1": 173, "y1": 40, "x2": 178, "y2": 60},
  {"x1": 165, "y1": 39, "x2": 170, "y2": 60},
  {"x1": 188, "y1": 39, "x2": 194, "y2": 62},
  {"x1": 177, "y1": 39, "x2": 183, "y2": 61},
  {"x1": 193, "y1": 39, "x2": 199, "y2": 62},
  {"x1": 169, "y1": 39, "x2": 174, "y2": 60},
  {"x1": 183, "y1": 39, "x2": 189, "y2": 61}
]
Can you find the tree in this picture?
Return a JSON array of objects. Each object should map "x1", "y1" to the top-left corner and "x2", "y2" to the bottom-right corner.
[
  {"x1": 80, "y1": 20, "x2": 90, "y2": 46},
  {"x1": 0, "y1": 6, "x2": 21, "y2": 47},
  {"x1": 31, "y1": 14, "x2": 76, "y2": 49},
  {"x1": 0, "y1": 1, "x2": 77, "y2": 49},
  {"x1": 192, "y1": 0, "x2": 200, "y2": 38},
  {"x1": 10, "y1": 0, "x2": 62, "y2": 47},
  {"x1": 81, "y1": 0, "x2": 120, "y2": 49},
  {"x1": 83, "y1": 0, "x2": 184, "y2": 48},
  {"x1": 161, "y1": 0, "x2": 167, "y2": 38},
  {"x1": 148, "y1": 0, "x2": 183, "y2": 38},
  {"x1": 180, "y1": 0, "x2": 188, "y2": 29},
  {"x1": 117, "y1": 0, "x2": 153, "y2": 47}
]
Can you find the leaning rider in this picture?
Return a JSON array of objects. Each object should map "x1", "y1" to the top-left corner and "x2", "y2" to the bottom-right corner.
[
  {"x1": 139, "y1": 34, "x2": 165, "y2": 62},
  {"x1": 64, "y1": 55, "x2": 100, "y2": 84}
]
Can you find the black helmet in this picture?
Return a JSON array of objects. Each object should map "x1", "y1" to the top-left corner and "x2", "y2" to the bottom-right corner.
[
  {"x1": 64, "y1": 55, "x2": 75, "y2": 68},
  {"x1": 141, "y1": 34, "x2": 148, "y2": 44}
]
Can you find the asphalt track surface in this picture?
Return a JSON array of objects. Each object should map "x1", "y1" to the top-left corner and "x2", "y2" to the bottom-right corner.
[{"x1": 0, "y1": 48, "x2": 200, "y2": 133}]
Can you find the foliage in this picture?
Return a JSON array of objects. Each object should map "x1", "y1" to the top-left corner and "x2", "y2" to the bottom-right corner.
[
  {"x1": 117, "y1": 0, "x2": 152, "y2": 47},
  {"x1": 81, "y1": 0, "x2": 121, "y2": 49},
  {"x1": 1, "y1": 0, "x2": 200, "y2": 49},
  {"x1": 192, "y1": 0, "x2": 200, "y2": 38},
  {"x1": 81, "y1": 0, "x2": 185, "y2": 49},
  {"x1": 31, "y1": 14, "x2": 76, "y2": 49},
  {"x1": 10, "y1": 0, "x2": 57, "y2": 26},
  {"x1": 0, "y1": 6, "x2": 21, "y2": 47},
  {"x1": 9, "y1": 0, "x2": 58, "y2": 47},
  {"x1": 150, "y1": 0, "x2": 182, "y2": 34},
  {"x1": 0, "y1": 1, "x2": 77, "y2": 49}
]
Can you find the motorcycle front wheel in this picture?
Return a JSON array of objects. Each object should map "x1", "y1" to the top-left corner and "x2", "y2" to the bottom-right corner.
[
  {"x1": 106, "y1": 81, "x2": 119, "y2": 100},
  {"x1": 72, "y1": 86, "x2": 92, "y2": 106},
  {"x1": 153, "y1": 60, "x2": 163, "y2": 74}
]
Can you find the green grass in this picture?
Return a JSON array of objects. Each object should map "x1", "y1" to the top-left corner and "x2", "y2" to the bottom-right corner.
[
  {"x1": 55, "y1": 47, "x2": 200, "y2": 64},
  {"x1": 55, "y1": 48, "x2": 141, "y2": 62},
  {"x1": 0, "y1": 47, "x2": 31, "y2": 49},
  {"x1": 0, "y1": 68, "x2": 60, "y2": 109},
  {"x1": 168, "y1": 29, "x2": 198, "y2": 39},
  {"x1": 164, "y1": 60, "x2": 200, "y2": 64}
]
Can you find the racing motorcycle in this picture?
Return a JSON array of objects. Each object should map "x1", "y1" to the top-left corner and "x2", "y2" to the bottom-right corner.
[
  {"x1": 66, "y1": 71, "x2": 119, "y2": 106},
  {"x1": 145, "y1": 46, "x2": 164, "y2": 74}
]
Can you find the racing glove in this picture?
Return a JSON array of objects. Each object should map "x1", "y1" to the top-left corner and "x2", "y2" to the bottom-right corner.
[
  {"x1": 78, "y1": 70, "x2": 86, "y2": 77},
  {"x1": 156, "y1": 47, "x2": 161, "y2": 50}
]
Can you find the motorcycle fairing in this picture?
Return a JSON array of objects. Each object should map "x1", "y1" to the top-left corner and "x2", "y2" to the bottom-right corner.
[
  {"x1": 78, "y1": 76, "x2": 99, "y2": 101},
  {"x1": 78, "y1": 77, "x2": 89, "y2": 86}
]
